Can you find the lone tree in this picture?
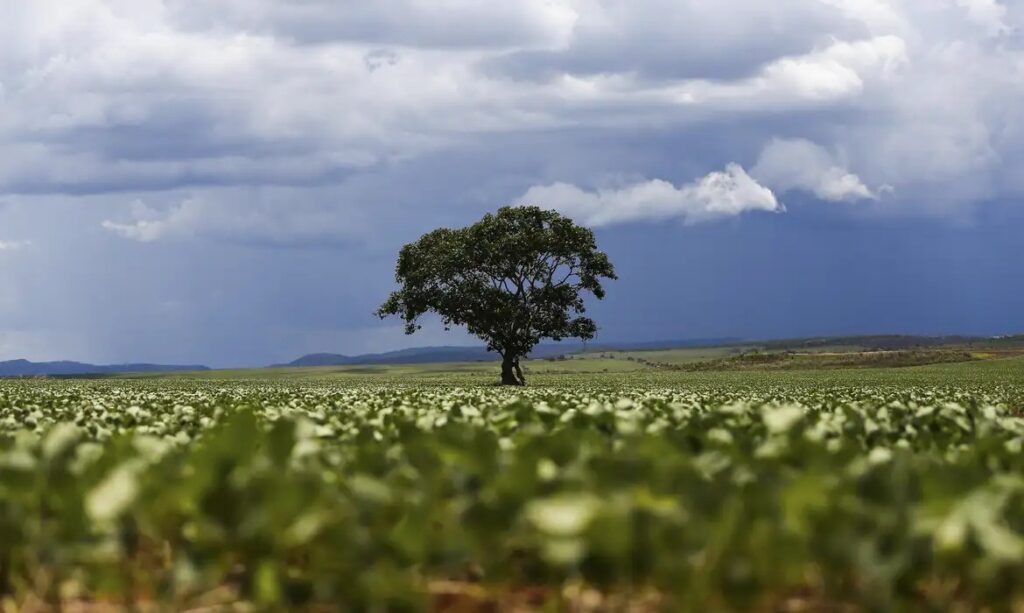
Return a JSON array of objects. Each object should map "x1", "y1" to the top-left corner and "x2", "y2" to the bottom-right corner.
[{"x1": 376, "y1": 206, "x2": 616, "y2": 385}]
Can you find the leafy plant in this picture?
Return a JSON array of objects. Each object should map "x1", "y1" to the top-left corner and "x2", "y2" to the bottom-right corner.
[{"x1": 2, "y1": 376, "x2": 1024, "y2": 609}]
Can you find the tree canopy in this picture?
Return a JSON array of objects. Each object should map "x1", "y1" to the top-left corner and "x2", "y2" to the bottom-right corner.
[{"x1": 376, "y1": 206, "x2": 616, "y2": 385}]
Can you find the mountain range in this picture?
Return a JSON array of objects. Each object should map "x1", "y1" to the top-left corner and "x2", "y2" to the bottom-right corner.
[
  {"x1": 275, "y1": 334, "x2": 1024, "y2": 369},
  {"x1": 273, "y1": 338, "x2": 742, "y2": 368},
  {"x1": 0, "y1": 360, "x2": 210, "y2": 378},
  {"x1": 6, "y1": 334, "x2": 1015, "y2": 377}
]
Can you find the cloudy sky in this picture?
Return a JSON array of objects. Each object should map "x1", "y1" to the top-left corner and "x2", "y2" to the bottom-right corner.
[{"x1": 2, "y1": 0, "x2": 1023, "y2": 366}]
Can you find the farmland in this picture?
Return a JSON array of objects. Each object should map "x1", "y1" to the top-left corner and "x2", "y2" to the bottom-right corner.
[{"x1": 3, "y1": 357, "x2": 1024, "y2": 610}]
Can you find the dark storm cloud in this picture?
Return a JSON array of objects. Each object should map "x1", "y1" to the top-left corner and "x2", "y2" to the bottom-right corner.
[
  {"x1": 163, "y1": 0, "x2": 576, "y2": 48},
  {"x1": 2, "y1": 0, "x2": 1024, "y2": 365},
  {"x1": 2, "y1": 0, "x2": 1020, "y2": 209},
  {"x1": 484, "y1": 0, "x2": 865, "y2": 81}
]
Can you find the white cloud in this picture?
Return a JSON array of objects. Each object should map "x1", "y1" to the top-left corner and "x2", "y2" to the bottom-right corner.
[
  {"x1": 0, "y1": 0, "x2": 1021, "y2": 221},
  {"x1": 752, "y1": 138, "x2": 877, "y2": 202},
  {"x1": 520, "y1": 164, "x2": 782, "y2": 227},
  {"x1": 956, "y1": 0, "x2": 1010, "y2": 36},
  {"x1": 102, "y1": 197, "x2": 369, "y2": 246},
  {"x1": 821, "y1": 0, "x2": 906, "y2": 31},
  {"x1": 165, "y1": 0, "x2": 579, "y2": 49},
  {"x1": 103, "y1": 198, "x2": 369, "y2": 246},
  {"x1": 102, "y1": 200, "x2": 186, "y2": 242},
  {"x1": 670, "y1": 35, "x2": 908, "y2": 108},
  {"x1": 0, "y1": 239, "x2": 31, "y2": 251}
]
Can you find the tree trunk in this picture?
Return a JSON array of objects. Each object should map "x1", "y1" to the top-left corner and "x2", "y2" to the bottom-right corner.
[
  {"x1": 514, "y1": 358, "x2": 526, "y2": 386},
  {"x1": 501, "y1": 354, "x2": 524, "y2": 386}
]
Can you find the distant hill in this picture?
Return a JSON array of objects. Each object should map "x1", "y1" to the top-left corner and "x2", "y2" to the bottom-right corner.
[
  {"x1": 5, "y1": 334, "x2": 1018, "y2": 376},
  {"x1": 0, "y1": 359, "x2": 209, "y2": 378},
  {"x1": 273, "y1": 334, "x2": 1024, "y2": 369},
  {"x1": 757, "y1": 334, "x2": 993, "y2": 351},
  {"x1": 280, "y1": 347, "x2": 496, "y2": 367},
  {"x1": 274, "y1": 338, "x2": 742, "y2": 368}
]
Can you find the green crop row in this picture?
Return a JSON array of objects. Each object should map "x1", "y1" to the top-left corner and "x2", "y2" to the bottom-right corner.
[{"x1": 2, "y1": 380, "x2": 1024, "y2": 610}]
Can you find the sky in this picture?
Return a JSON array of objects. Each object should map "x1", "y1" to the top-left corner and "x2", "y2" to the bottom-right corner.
[{"x1": 1, "y1": 0, "x2": 1023, "y2": 367}]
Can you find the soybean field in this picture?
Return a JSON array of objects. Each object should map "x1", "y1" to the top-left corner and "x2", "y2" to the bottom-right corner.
[{"x1": 3, "y1": 359, "x2": 1024, "y2": 610}]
